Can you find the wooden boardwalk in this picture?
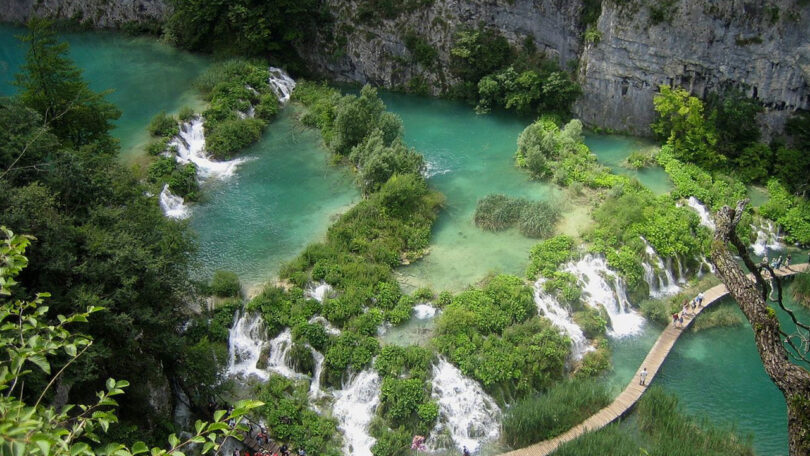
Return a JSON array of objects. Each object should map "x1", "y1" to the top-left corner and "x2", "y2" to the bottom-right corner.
[{"x1": 502, "y1": 263, "x2": 808, "y2": 456}]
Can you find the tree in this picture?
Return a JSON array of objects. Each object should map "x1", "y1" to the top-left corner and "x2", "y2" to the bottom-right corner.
[
  {"x1": 13, "y1": 19, "x2": 120, "y2": 150},
  {"x1": 710, "y1": 200, "x2": 810, "y2": 454},
  {"x1": 653, "y1": 85, "x2": 722, "y2": 169},
  {"x1": 0, "y1": 227, "x2": 262, "y2": 456}
]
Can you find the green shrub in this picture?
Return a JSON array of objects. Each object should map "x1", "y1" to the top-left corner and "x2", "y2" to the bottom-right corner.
[
  {"x1": 404, "y1": 31, "x2": 437, "y2": 67},
  {"x1": 287, "y1": 343, "x2": 315, "y2": 376},
  {"x1": 575, "y1": 340, "x2": 611, "y2": 378},
  {"x1": 210, "y1": 270, "x2": 241, "y2": 297},
  {"x1": 573, "y1": 307, "x2": 608, "y2": 339},
  {"x1": 527, "y1": 235, "x2": 576, "y2": 279},
  {"x1": 146, "y1": 137, "x2": 170, "y2": 156},
  {"x1": 501, "y1": 379, "x2": 611, "y2": 447},
  {"x1": 178, "y1": 105, "x2": 196, "y2": 122},
  {"x1": 206, "y1": 117, "x2": 265, "y2": 159},
  {"x1": 148, "y1": 111, "x2": 179, "y2": 138}
]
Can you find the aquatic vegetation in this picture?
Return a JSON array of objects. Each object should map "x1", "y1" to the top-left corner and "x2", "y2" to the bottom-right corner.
[
  {"x1": 474, "y1": 194, "x2": 560, "y2": 238},
  {"x1": 691, "y1": 303, "x2": 743, "y2": 332},
  {"x1": 501, "y1": 379, "x2": 611, "y2": 447},
  {"x1": 209, "y1": 270, "x2": 242, "y2": 297}
]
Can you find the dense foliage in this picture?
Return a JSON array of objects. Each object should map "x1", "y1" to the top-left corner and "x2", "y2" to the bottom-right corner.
[
  {"x1": 449, "y1": 28, "x2": 580, "y2": 116},
  {"x1": 0, "y1": 228, "x2": 261, "y2": 456},
  {"x1": 474, "y1": 194, "x2": 561, "y2": 238},
  {"x1": 195, "y1": 59, "x2": 280, "y2": 159},
  {"x1": 0, "y1": 21, "x2": 217, "y2": 441},
  {"x1": 432, "y1": 274, "x2": 570, "y2": 399},
  {"x1": 551, "y1": 388, "x2": 754, "y2": 456},
  {"x1": 501, "y1": 379, "x2": 611, "y2": 447},
  {"x1": 760, "y1": 179, "x2": 810, "y2": 245}
]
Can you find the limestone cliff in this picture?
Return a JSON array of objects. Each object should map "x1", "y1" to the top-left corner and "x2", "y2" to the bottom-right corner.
[
  {"x1": 577, "y1": 0, "x2": 810, "y2": 135},
  {"x1": 2, "y1": 0, "x2": 808, "y2": 134},
  {"x1": 2, "y1": 0, "x2": 167, "y2": 28}
]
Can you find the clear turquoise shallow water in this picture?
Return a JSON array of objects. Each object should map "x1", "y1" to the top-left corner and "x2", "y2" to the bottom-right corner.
[{"x1": 0, "y1": 25, "x2": 209, "y2": 161}]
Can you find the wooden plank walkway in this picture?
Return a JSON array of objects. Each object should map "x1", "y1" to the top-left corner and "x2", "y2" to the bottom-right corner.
[{"x1": 501, "y1": 263, "x2": 808, "y2": 456}]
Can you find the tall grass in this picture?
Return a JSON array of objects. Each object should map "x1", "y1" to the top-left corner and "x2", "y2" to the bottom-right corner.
[
  {"x1": 691, "y1": 303, "x2": 742, "y2": 332},
  {"x1": 793, "y1": 269, "x2": 810, "y2": 308},
  {"x1": 501, "y1": 379, "x2": 610, "y2": 447},
  {"x1": 474, "y1": 194, "x2": 560, "y2": 238},
  {"x1": 549, "y1": 387, "x2": 754, "y2": 456}
]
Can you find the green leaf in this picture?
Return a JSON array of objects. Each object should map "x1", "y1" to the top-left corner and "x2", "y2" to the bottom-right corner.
[
  {"x1": 64, "y1": 344, "x2": 77, "y2": 357},
  {"x1": 202, "y1": 442, "x2": 215, "y2": 454},
  {"x1": 131, "y1": 441, "x2": 148, "y2": 454},
  {"x1": 213, "y1": 410, "x2": 226, "y2": 422},
  {"x1": 106, "y1": 378, "x2": 115, "y2": 390},
  {"x1": 168, "y1": 434, "x2": 179, "y2": 449},
  {"x1": 28, "y1": 354, "x2": 50, "y2": 374}
]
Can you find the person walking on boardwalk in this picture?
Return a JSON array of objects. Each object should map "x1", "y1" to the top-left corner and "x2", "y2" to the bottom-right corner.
[
  {"x1": 639, "y1": 367, "x2": 648, "y2": 386},
  {"x1": 785, "y1": 253, "x2": 792, "y2": 269},
  {"x1": 672, "y1": 312, "x2": 680, "y2": 328},
  {"x1": 697, "y1": 291, "x2": 704, "y2": 307}
]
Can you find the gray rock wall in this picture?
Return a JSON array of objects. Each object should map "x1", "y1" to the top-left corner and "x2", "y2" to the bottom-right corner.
[
  {"x1": 575, "y1": 0, "x2": 810, "y2": 135},
  {"x1": 1, "y1": 0, "x2": 168, "y2": 28}
]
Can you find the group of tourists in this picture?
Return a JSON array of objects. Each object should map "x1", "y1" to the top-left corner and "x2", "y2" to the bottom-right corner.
[
  {"x1": 762, "y1": 253, "x2": 792, "y2": 270},
  {"x1": 671, "y1": 292, "x2": 704, "y2": 328}
]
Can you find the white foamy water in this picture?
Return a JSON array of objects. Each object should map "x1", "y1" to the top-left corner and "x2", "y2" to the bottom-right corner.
[
  {"x1": 686, "y1": 196, "x2": 715, "y2": 230},
  {"x1": 424, "y1": 160, "x2": 452, "y2": 178},
  {"x1": 158, "y1": 184, "x2": 190, "y2": 219},
  {"x1": 305, "y1": 282, "x2": 333, "y2": 303},
  {"x1": 641, "y1": 237, "x2": 681, "y2": 298},
  {"x1": 308, "y1": 346, "x2": 325, "y2": 401},
  {"x1": 751, "y1": 220, "x2": 784, "y2": 256},
  {"x1": 268, "y1": 67, "x2": 296, "y2": 104},
  {"x1": 564, "y1": 255, "x2": 645, "y2": 337},
  {"x1": 533, "y1": 280, "x2": 590, "y2": 360},
  {"x1": 227, "y1": 313, "x2": 300, "y2": 380},
  {"x1": 332, "y1": 369, "x2": 381, "y2": 456},
  {"x1": 170, "y1": 117, "x2": 247, "y2": 180},
  {"x1": 413, "y1": 304, "x2": 438, "y2": 319},
  {"x1": 430, "y1": 358, "x2": 501, "y2": 453},
  {"x1": 307, "y1": 315, "x2": 341, "y2": 336}
]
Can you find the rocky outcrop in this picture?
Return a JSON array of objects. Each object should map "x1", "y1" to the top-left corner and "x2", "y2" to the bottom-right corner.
[
  {"x1": 296, "y1": 0, "x2": 585, "y2": 93},
  {"x1": 577, "y1": 0, "x2": 810, "y2": 135},
  {"x1": 2, "y1": 0, "x2": 168, "y2": 28}
]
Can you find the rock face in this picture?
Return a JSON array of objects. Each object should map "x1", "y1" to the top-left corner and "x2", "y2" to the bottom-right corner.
[
  {"x1": 2, "y1": 0, "x2": 808, "y2": 134},
  {"x1": 577, "y1": 0, "x2": 810, "y2": 135},
  {"x1": 296, "y1": 0, "x2": 585, "y2": 93},
  {"x1": 2, "y1": 0, "x2": 168, "y2": 28}
]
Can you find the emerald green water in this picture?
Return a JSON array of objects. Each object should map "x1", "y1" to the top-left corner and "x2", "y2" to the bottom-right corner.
[
  {"x1": 584, "y1": 134, "x2": 673, "y2": 195},
  {"x1": 188, "y1": 108, "x2": 359, "y2": 290},
  {"x1": 0, "y1": 25, "x2": 209, "y2": 162}
]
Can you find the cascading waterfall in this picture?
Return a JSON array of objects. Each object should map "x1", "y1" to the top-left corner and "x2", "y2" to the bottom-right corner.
[
  {"x1": 686, "y1": 196, "x2": 716, "y2": 230},
  {"x1": 533, "y1": 280, "x2": 590, "y2": 360},
  {"x1": 332, "y1": 369, "x2": 381, "y2": 456},
  {"x1": 169, "y1": 116, "x2": 247, "y2": 180},
  {"x1": 640, "y1": 237, "x2": 680, "y2": 297},
  {"x1": 695, "y1": 255, "x2": 715, "y2": 276},
  {"x1": 268, "y1": 67, "x2": 296, "y2": 104},
  {"x1": 308, "y1": 346, "x2": 325, "y2": 401},
  {"x1": 227, "y1": 313, "x2": 299, "y2": 380},
  {"x1": 307, "y1": 315, "x2": 341, "y2": 336},
  {"x1": 564, "y1": 255, "x2": 645, "y2": 337},
  {"x1": 751, "y1": 220, "x2": 784, "y2": 256},
  {"x1": 413, "y1": 304, "x2": 438, "y2": 319},
  {"x1": 429, "y1": 358, "x2": 501, "y2": 453},
  {"x1": 305, "y1": 282, "x2": 333, "y2": 303},
  {"x1": 158, "y1": 184, "x2": 190, "y2": 219}
]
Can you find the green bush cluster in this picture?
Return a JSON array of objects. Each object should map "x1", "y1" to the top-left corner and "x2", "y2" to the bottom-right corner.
[
  {"x1": 404, "y1": 31, "x2": 438, "y2": 68},
  {"x1": 691, "y1": 303, "x2": 743, "y2": 332},
  {"x1": 433, "y1": 274, "x2": 570, "y2": 398},
  {"x1": 474, "y1": 194, "x2": 561, "y2": 238},
  {"x1": 575, "y1": 338, "x2": 611, "y2": 378},
  {"x1": 370, "y1": 345, "x2": 437, "y2": 453},
  {"x1": 760, "y1": 179, "x2": 810, "y2": 245},
  {"x1": 196, "y1": 59, "x2": 280, "y2": 159},
  {"x1": 256, "y1": 375, "x2": 341, "y2": 456},
  {"x1": 501, "y1": 379, "x2": 611, "y2": 447},
  {"x1": 515, "y1": 117, "x2": 623, "y2": 188},
  {"x1": 527, "y1": 235, "x2": 577, "y2": 279},
  {"x1": 449, "y1": 28, "x2": 581, "y2": 116},
  {"x1": 624, "y1": 148, "x2": 657, "y2": 169},
  {"x1": 144, "y1": 112, "x2": 200, "y2": 200},
  {"x1": 210, "y1": 270, "x2": 241, "y2": 297}
]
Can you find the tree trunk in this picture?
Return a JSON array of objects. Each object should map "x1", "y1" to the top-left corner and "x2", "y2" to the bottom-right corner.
[{"x1": 710, "y1": 200, "x2": 810, "y2": 455}]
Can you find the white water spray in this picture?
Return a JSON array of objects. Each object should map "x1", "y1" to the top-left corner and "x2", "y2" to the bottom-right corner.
[
  {"x1": 564, "y1": 255, "x2": 645, "y2": 337},
  {"x1": 227, "y1": 313, "x2": 300, "y2": 380},
  {"x1": 640, "y1": 237, "x2": 681, "y2": 298},
  {"x1": 305, "y1": 282, "x2": 333, "y2": 303},
  {"x1": 686, "y1": 196, "x2": 715, "y2": 230},
  {"x1": 307, "y1": 315, "x2": 341, "y2": 336},
  {"x1": 751, "y1": 220, "x2": 784, "y2": 256},
  {"x1": 169, "y1": 117, "x2": 247, "y2": 180},
  {"x1": 158, "y1": 184, "x2": 190, "y2": 219},
  {"x1": 308, "y1": 346, "x2": 325, "y2": 401},
  {"x1": 413, "y1": 304, "x2": 438, "y2": 319},
  {"x1": 430, "y1": 358, "x2": 501, "y2": 453},
  {"x1": 533, "y1": 280, "x2": 590, "y2": 360},
  {"x1": 332, "y1": 369, "x2": 381, "y2": 456},
  {"x1": 268, "y1": 67, "x2": 296, "y2": 104}
]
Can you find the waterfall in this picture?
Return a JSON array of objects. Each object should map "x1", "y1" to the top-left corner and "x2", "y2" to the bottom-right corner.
[
  {"x1": 158, "y1": 185, "x2": 190, "y2": 219},
  {"x1": 305, "y1": 282, "x2": 333, "y2": 303},
  {"x1": 564, "y1": 255, "x2": 645, "y2": 337},
  {"x1": 430, "y1": 358, "x2": 501, "y2": 453},
  {"x1": 332, "y1": 369, "x2": 381, "y2": 456},
  {"x1": 695, "y1": 255, "x2": 715, "y2": 277},
  {"x1": 308, "y1": 346, "x2": 325, "y2": 401},
  {"x1": 686, "y1": 196, "x2": 715, "y2": 230},
  {"x1": 307, "y1": 315, "x2": 341, "y2": 336},
  {"x1": 169, "y1": 116, "x2": 247, "y2": 180},
  {"x1": 640, "y1": 237, "x2": 680, "y2": 297},
  {"x1": 533, "y1": 280, "x2": 590, "y2": 360},
  {"x1": 268, "y1": 67, "x2": 296, "y2": 104},
  {"x1": 413, "y1": 304, "x2": 438, "y2": 319},
  {"x1": 675, "y1": 256, "x2": 686, "y2": 284},
  {"x1": 226, "y1": 313, "x2": 299, "y2": 380},
  {"x1": 751, "y1": 220, "x2": 784, "y2": 256}
]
